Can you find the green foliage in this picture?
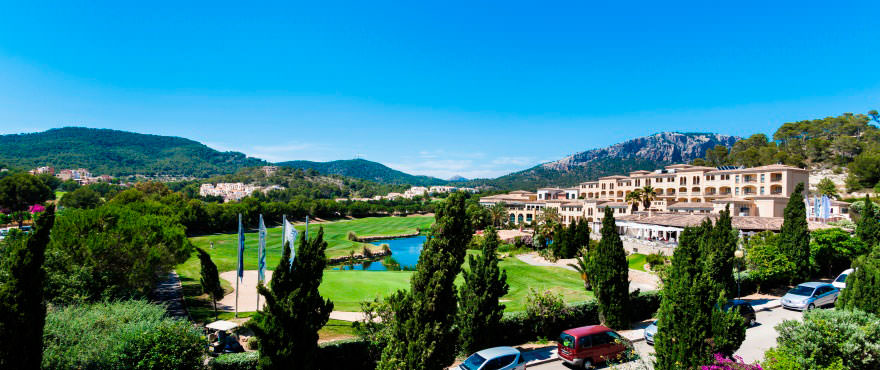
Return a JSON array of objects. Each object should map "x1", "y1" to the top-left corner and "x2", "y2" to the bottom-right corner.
[
  {"x1": 378, "y1": 193, "x2": 471, "y2": 370},
  {"x1": 248, "y1": 228, "x2": 334, "y2": 370},
  {"x1": 0, "y1": 172, "x2": 54, "y2": 226},
  {"x1": 210, "y1": 352, "x2": 259, "y2": 370},
  {"x1": 197, "y1": 247, "x2": 224, "y2": 317},
  {"x1": 0, "y1": 206, "x2": 54, "y2": 369},
  {"x1": 654, "y1": 219, "x2": 746, "y2": 370},
  {"x1": 809, "y1": 228, "x2": 868, "y2": 277},
  {"x1": 42, "y1": 300, "x2": 205, "y2": 370},
  {"x1": 704, "y1": 207, "x2": 738, "y2": 297},
  {"x1": 646, "y1": 253, "x2": 668, "y2": 269},
  {"x1": 524, "y1": 289, "x2": 567, "y2": 339},
  {"x1": 0, "y1": 127, "x2": 266, "y2": 177},
  {"x1": 44, "y1": 202, "x2": 192, "y2": 303},
  {"x1": 856, "y1": 194, "x2": 880, "y2": 248},
  {"x1": 848, "y1": 152, "x2": 880, "y2": 190},
  {"x1": 58, "y1": 185, "x2": 103, "y2": 209},
  {"x1": 457, "y1": 227, "x2": 509, "y2": 354},
  {"x1": 744, "y1": 232, "x2": 796, "y2": 291},
  {"x1": 276, "y1": 158, "x2": 447, "y2": 186},
  {"x1": 815, "y1": 178, "x2": 839, "y2": 199},
  {"x1": 779, "y1": 183, "x2": 810, "y2": 281},
  {"x1": 837, "y1": 245, "x2": 880, "y2": 315},
  {"x1": 590, "y1": 208, "x2": 630, "y2": 329},
  {"x1": 763, "y1": 309, "x2": 880, "y2": 370}
]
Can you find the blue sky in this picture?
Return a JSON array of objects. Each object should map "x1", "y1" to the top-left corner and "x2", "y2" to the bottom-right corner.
[{"x1": 1, "y1": 1, "x2": 879, "y2": 179}]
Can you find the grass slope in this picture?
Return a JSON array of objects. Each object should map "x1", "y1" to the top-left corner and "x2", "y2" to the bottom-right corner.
[{"x1": 627, "y1": 253, "x2": 647, "y2": 272}]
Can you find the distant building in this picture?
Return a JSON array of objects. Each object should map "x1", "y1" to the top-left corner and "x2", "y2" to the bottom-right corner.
[
  {"x1": 404, "y1": 186, "x2": 428, "y2": 198},
  {"x1": 200, "y1": 182, "x2": 284, "y2": 202},
  {"x1": 262, "y1": 166, "x2": 279, "y2": 176},
  {"x1": 29, "y1": 166, "x2": 55, "y2": 175}
]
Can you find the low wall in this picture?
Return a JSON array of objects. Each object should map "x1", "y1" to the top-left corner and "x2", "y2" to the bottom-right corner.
[
  {"x1": 328, "y1": 249, "x2": 392, "y2": 265},
  {"x1": 353, "y1": 231, "x2": 420, "y2": 242}
]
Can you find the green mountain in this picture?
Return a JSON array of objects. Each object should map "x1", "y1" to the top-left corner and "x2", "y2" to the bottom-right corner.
[
  {"x1": 275, "y1": 159, "x2": 448, "y2": 186},
  {"x1": 0, "y1": 127, "x2": 266, "y2": 177}
]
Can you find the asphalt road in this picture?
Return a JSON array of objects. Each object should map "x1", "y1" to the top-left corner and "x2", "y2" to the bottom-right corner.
[{"x1": 527, "y1": 305, "x2": 803, "y2": 369}]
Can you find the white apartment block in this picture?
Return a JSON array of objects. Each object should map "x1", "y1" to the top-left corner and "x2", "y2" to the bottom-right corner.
[{"x1": 199, "y1": 183, "x2": 282, "y2": 202}]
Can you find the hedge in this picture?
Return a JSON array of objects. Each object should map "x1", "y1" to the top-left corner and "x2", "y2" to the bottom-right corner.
[
  {"x1": 210, "y1": 341, "x2": 374, "y2": 370},
  {"x1": 210, "y1": 352, "x2": 259, "y2": 370}
]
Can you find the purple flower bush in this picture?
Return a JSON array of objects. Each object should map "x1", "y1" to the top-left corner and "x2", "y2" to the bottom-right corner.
[{"x1": 701, "y1": 353, "x2": 763, "y2": 370}]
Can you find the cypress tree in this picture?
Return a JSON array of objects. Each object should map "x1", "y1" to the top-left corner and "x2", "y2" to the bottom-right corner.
[
  {"x1": 378, "y1": 192, "x2": 471, "y2": 370},
  {"x1": 457, "y1": 226, "x2": 509, "y2": 354},
  {"x1": 654, "y1": 219, "x2": 746, "y2": 369},
  {"x1": 247, "y1": 229, "x2": 333, "y2": 370},
  {"x1": 197, "y1": 247, "x2": 224, "y2": 318},
  {"x1": 590, "y1": 207, "x2": 630, "y2": 329},
  {"x1": 779, "y1": 182, "x2": 810, "y2": 281},
  {"x1": 704, "y1": 206, "x2": 738, "y2": 297},
  {"x1": 0, "y1": 206, "x2": 55, "y2": 369},
  {"x1": 837, "y1": 244, "x2": 880, "y2": 315},
  {"x1": 856, "y1": 194, "x2": 879, "y2": 248}
]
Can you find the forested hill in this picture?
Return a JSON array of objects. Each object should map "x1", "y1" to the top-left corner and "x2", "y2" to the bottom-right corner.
[
  {"x1": 0, "y1": 127, "x2": 266, "y2": 177},
  {"x1": 691, "y1": 110, "x2": 880, "y2": 191},
  {"x1": 275, "y1": 159, "x2": 448, "y2": 186},
  {"x1": 468, "y1": 132, "x2": 739, "y2": 190}
]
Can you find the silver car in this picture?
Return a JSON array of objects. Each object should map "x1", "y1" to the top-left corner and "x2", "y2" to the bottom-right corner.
[
  {"x1": 781, "y1": 282, "x2": 839, "y2": 311},
  {"x1": 459, "y1": 346, "x2": 526, "y2": 370}
]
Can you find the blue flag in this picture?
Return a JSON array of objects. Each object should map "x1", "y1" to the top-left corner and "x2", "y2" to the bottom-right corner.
[
  {"x1": 258, "y1": 214, "x2": 267, "y2": 282},
  {"x1": 237, "y1": 214, "x2": 245, "y2": 281}
]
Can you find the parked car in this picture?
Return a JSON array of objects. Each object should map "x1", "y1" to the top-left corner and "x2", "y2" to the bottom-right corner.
[
  {"x1": 459, "y1": 346, "x2": 526, "y2": 370},
  {"x1": 832, "y1": 268, "x2": 855, "y2": 289},
  {"x1": 558, "y1": 325, "x2": 630, "y2": 368},
  {"x1": 643, "y1": 320, "x2": 658, "y2": 345},
  {"x1": 0, "y1": 228, "x2": 8, "y2": 240},
  {"x1": 723, "y1": 299, "x2": 757, "y2": 327},
  {"x1": 781, "y1": 282, "x2": 839, "y2": 311}
]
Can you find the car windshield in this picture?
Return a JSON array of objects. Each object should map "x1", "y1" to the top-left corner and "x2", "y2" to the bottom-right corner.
[
  {"x1": 788, "y1": 286, "x2": 815, "y2": 296},
  {"x1": 461, "y1": 353, "x2": 486, "y2": 370},
  {"x1": 835, "y1": 274, "x2": 848, "y2": 283},
  {"x1": 559, "y1": 333, "x2": 576, "y2": 349}
]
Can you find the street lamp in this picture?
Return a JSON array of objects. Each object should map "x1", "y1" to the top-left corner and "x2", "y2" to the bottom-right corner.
[{"x1": 734, "y1": 244, "x2": 745, "y2": 300}]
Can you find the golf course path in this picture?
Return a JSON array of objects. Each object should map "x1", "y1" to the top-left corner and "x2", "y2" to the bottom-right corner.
[
  {"x1": 151, "y1": 271, "x2": 188, "y2": 319},
  {"x1": 218, "y1": 270, "x2": 368, "y2": 322},
  {"x1": 515, "y1": 253, "x2": 659, "y2": 292}
]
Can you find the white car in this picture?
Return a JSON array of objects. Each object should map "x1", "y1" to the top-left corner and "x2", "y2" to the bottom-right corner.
[
  {"x1": 832, "y1": 268, "x2": 855, "y2": 289},
  {"x1": 0, "y1": 228, "x2": 9, "y2": 240},
  {"x1": 459, "y1": 347, "x2": 526, "y2": 370}
]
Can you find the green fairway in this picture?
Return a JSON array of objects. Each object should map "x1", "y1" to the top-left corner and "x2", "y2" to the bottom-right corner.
[
  {"x1": 320, "y1": 270, "x2": 414, "y2": 311},
  {"x1": 627, "y1": 253, "x2": 647, "y2": 272}
]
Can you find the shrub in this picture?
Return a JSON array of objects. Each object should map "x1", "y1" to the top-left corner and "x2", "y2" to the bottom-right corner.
[
  {"x1": 362, "y1": 245, "x2": 373, "y2": 258},
  {"x1": 701, "y1": 353, "x2": 763, "y2": 369},
  {"x1": 42, "y1": 300, "x2": 205, "y2": 369},
  {"x1": 319, "y1": 339, "x2": 374, "y2": 370},
  {"x1": 763, "y1": 309, "x2": 880, "y2": 370},
  {"x1": 380, "y1": 243, "x2": 390, "y2": 254},
  {"x1": 211, "y1": 351, "x2": 259, "y2": 370},
  {"x1": 347, "y1": 230, "x2": 358, "y2": 241},
  {"x1": 646, "y1": 253, "x2": 668, "y2": 268}
]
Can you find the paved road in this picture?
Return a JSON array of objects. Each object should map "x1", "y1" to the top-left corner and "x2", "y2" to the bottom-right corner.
[
  {"x1": 527, "y1": 306, "x2": 803, "y2": 369},
  {"x1": 151, "y1": 271, "x2": 188, "y2": 319}
]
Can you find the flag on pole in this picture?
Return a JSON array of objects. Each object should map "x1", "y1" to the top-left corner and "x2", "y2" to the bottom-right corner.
[
  {"x1": 813, "y1": 197, "x2": 820, "y2": 219},
  {"x1": 237, "y1": 214, "x2": 245, "y2": 281},
  {"x1": 282, "y1": 215, "x2": 298, "y2": 266},
  {"x1": 822, "y1": 195, "x2": 831, "y2": 220},
  {"x1": 258, "y1": 214, "x2": 267, "y2": 283}
]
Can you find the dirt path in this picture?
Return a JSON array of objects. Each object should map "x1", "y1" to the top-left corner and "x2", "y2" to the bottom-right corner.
[{"x1": 151, "y1": 271, "x2": 188, "y2": 319}]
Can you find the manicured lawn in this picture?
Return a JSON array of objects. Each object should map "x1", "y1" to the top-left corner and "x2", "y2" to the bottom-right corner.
[
  {"x1": 320, "y1": 270, "x2": 413, "y2": 311},
  {"x1": 627, "y1": 253, "x2": 648, "y2": 272}
]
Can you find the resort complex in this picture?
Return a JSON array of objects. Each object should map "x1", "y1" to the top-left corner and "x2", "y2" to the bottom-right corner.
[{"x1": 480, "y1": 163, "x2": 846, "y2": 252}]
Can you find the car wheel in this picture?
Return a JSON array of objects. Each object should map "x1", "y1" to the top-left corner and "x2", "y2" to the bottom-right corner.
[
  {"x1": 583, "y1": 359, "x2": 594, "y2": 369},
  {"x1": 807, "y1": 303, "x2": 815, "y2": 311},
  {"x1": 748, "y1": 318, "x2": 756, "y2": 327}
]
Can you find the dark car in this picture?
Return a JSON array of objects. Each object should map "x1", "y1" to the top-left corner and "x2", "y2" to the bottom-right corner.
[
  {"x1": 558, "y1": 325, "x2": 630, "y2": 369},
  {"x1": 723, "y1": 299, "x2": 757, "y2": 327}
]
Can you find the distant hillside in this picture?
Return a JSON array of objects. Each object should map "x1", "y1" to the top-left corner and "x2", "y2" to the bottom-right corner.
[
  {"x1": 0, "y1": 127, "x2": 266, "y2": 177},
  {"x1": 275, "y1": 159, "x2": 448, "y2": 186},
  {"x1": 473, "y1": 132, "x2": 740, "y2": 190}
]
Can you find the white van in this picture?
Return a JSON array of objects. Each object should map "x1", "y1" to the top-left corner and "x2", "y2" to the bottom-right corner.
[{"x1": 832, "y1": 268, "x2": 855, "y2": 289}]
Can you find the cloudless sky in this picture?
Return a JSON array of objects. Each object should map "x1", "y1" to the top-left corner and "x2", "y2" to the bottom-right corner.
[{"x1": 1, "y1": 1, "x2": 879, "y2": 179}]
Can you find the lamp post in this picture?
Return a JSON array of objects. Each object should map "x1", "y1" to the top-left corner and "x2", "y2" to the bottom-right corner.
[{"x1": 734, "y1": 245, "x2": 745, "y2": 300}]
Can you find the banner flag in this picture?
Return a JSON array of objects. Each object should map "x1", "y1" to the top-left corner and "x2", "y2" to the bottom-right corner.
[
  {"x1": 258, "y1": 214, "x2": 267, "y2": 283},
  {"x1": 822, "y1": 195, "x2": 831, "y2": 220},
  {"x1": 282, "y1": 216, "x2": 298, "y2": 266},
  {"x1": 813, "y1": 197, "x2": 820, "y2": 218},
  {"x1": 237, "y1": 214, "x2": 245, "y2": 281}
]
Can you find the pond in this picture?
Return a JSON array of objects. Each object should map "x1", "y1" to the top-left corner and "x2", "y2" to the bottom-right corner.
[{"x1": 334, "y1": 235, "x2": 426, "y2": 271}]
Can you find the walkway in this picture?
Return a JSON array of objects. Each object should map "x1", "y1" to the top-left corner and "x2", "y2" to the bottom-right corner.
[
  {"x1": 516, "y1": 253, "x2": 660, "y2": 292},
  {"x1": 151, "y1": 271, "x2": 188, "y2": 319}
]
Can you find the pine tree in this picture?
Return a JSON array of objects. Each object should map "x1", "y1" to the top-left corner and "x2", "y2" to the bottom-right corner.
[
  {"x1": 457, "y1": 226, "x2": 509, "y2": 354},
  {"x1": 704, "y1": 206, "x2": 738, "y2": 297},
  {"x1": 837, "y1": 244, "x2": 880, "y2": 315},
  {"x1": 856, "y1": 194, "x2": 879, "y2": 248},
  {"x1": 654, "y1": 219, "x2": 746, "y2": 370},
  {"x1": 247, "y1": 229, "x2": 333, "y2": 370},
  {"x1": 197, "y1": 247, "x2": 224, "y2": 318},
  {"x1": 0, "y1": 206, "x2": 55, "y2": 369},
  {"x1": 779, "y1": 182, "x2": 810, "y2": 281},
  {"x1": 378, "y1": 192, "x2": 471, "y2": 370},
  {"x1": 590, "y1": 207, "x2": 630, "y2": 329}
]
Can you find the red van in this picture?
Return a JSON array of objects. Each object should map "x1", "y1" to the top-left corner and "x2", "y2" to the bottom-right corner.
[{"x1": 557, "y1": 325, "x2": 629, "y2": 368}]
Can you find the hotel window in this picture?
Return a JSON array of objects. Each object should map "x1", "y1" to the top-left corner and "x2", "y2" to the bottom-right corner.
[
  {"x1": 760, "y1": 174, "x2": 765, "y2": 183},
  {"x1": 735, "y1": 175, "x2": 740, "y2": 184},
  {"x1": 760, "y1": 187, "x2": 765, "y2": 195},
  {"x1": 735, "y1": 188, "x2": 740, "y2": 195}
]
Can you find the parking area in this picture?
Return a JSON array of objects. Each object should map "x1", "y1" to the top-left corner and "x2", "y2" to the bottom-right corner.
[{"x1": 526, "y1": 304, "x2": 803, "y2": 370}]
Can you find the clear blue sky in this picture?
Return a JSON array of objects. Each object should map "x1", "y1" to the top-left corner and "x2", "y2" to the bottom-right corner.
[{"x1": 1, "y1": 1, "x2": 878, "y2": 179}]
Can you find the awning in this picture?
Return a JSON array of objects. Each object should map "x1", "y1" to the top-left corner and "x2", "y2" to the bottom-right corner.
[{"x1": 205, "y1": 320, "x2": 239, "y2": 331}]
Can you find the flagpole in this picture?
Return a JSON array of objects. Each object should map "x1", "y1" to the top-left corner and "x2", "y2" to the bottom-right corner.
[{"x1": 235, "y1": 214, "x2": 241, "y2": 318}]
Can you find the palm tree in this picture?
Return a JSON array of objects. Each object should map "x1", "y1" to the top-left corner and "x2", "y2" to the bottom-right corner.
[
  {"x1": 490, "y1": 202, "x2": 508, "y2": 227},
  {"x1": 567, "y1": 249, "x2": 592, "y2": 290},
  {"x1": 626, "y1": 189, "x2": 643, "y2": 213},
  {"x1": 640, "y1": 185, "x2": 657, "y2": 212},
  {"x1": 541, "y1": 207, "x2": 560, "y2": 224}
]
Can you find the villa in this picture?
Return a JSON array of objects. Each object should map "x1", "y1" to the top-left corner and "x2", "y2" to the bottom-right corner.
[{"x1": 480, "y1": 163, "x2": 838, "y2": 253}]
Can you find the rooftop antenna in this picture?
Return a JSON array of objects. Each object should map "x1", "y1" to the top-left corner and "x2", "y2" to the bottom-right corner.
[{"x1": 355, "y1": 153, "x2": 364, "y2": 159}]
